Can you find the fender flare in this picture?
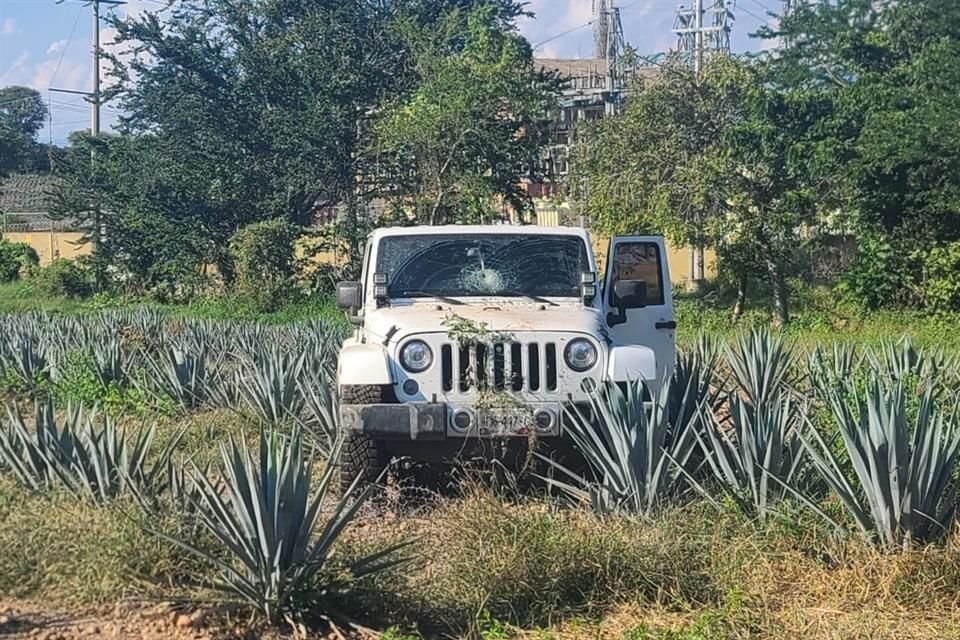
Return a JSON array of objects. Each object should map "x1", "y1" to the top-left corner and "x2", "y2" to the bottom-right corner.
[
  {"x1": 338, "y1": 341, "x2": 393, "y2": 386},
  {"x1": 606, "y1": 344, "x2": 657, "y2": 384}
]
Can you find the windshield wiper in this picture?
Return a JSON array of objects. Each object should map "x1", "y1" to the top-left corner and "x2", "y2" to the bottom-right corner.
[
  {"x1": 399, "y1": 290, "x2": 464, "y2": 305},
  {"x1": 499, "y1": 290, "x2": 558, "y2": 306}
]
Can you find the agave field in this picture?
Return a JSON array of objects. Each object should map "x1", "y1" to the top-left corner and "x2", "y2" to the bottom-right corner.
[{"x1": 2, "y1": 309, "x2": 960, "y2": 638}]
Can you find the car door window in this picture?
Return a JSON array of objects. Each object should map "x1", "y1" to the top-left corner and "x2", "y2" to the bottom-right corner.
[{"x1": 609, "y1": 241, "x2": 664, "y2": 306}]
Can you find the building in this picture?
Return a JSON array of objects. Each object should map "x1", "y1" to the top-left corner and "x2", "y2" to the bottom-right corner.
[
  {"x1": 0, "y1": 173, "x2": 89, "y2": 264},
  {"x1": 531, "y1": 57, "x2": 659, "y2": 197}
]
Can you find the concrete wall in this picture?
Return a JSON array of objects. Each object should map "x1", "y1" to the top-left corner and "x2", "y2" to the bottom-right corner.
[{"x1": 3, "y1": 232, "x2": 90, "y2": 265}]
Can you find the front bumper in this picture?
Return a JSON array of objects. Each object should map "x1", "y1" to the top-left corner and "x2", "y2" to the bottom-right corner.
[
  {"x1": 339, "y1": 402, "x2": 563, "y2": 439},
  {"x1": 340, "y1": 403, "x2": 448, "y2": 440}
]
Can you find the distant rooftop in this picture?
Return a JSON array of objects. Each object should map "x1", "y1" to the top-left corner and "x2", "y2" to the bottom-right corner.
[
  {"x1": 535, "y1": 57, "x2": 660, "y2": 82},
  {"x1": 0, "y1": 173, "x2": 58, "y2": 214}
]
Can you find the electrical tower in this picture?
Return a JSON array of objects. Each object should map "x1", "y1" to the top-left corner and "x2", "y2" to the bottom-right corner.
[
  {"x1": 673, "y1": 0, "x2": 736, "y2": 69},
  {"x1": 593, "y1": 0, "x2": 628, "y2": 96},
  {"x1": 672, "y1": 0, "x2": 735, "y2": 290},
  {"x1": 593, "y1": 0, "x2": 625, "y2": 62}
]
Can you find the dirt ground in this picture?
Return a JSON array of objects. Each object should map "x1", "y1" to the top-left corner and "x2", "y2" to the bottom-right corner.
[{"x1": 0, "y1": 600, "x2": 314, "y2": 640}]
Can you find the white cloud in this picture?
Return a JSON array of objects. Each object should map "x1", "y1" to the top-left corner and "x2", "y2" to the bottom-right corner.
[
  {"x1": 1, "y1": 17, "x2": 17, "y2": 36},
  {"x1": 46, "y1": 39, "x2": 67, "y2": 55},
  {"x1": 520, "y1": 0, "x2": 596, "y2": 57}
]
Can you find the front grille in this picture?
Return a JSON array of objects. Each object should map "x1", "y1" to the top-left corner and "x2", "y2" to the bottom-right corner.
[{"x1": 441, "y1": 341, "x2": 558, "y2": 393}]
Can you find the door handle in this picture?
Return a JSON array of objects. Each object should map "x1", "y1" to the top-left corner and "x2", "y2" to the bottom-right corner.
[{"x1": 655, "y1": 321, "x2": 677, "y2": 330}]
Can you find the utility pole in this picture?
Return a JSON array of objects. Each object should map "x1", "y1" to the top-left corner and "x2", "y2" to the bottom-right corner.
[
  {"x1": 673, "y1": 0, "x2": 734, "y2": 291},
  {"x1": 52, "y1": 0, "x2": 124, "y2": 136},
  {"x1": 593, "y1": 0, "x2": 627, "y2": 111},
  {"x1": 91, "y1": 0, "x2": 101, "y2": 137},
  {"x1": 51, "y1": 0, "x2": 125, "y2": 287}
]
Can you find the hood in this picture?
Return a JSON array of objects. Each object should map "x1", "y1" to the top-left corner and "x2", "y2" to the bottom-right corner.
[{"x1": 362, "y1": 302, "x2": 605, "y2": 344}]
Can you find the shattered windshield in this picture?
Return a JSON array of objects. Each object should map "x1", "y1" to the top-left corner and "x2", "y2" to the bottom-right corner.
[{"x1": 376, "y1": 234, "x2": 590, "y2": 299}]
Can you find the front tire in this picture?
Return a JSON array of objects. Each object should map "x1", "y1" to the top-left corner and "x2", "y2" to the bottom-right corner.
[{"x1": 338, "y1": 385, "x2": 389, "y2": 494}]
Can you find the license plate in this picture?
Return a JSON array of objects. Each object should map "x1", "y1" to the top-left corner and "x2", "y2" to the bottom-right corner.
[{"x1": 478, "y1": 408, "x2": 533, "y2": 437}]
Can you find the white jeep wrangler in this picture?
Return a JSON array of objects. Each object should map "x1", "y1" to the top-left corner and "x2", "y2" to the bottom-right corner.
[{"x1": 335, "y1": 225, "x2": 676, "y2": 489}]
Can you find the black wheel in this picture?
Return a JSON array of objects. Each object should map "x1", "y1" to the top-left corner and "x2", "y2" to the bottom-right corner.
[{"x1": 338, "y1": 385, "x2": 389, "y2": 494}]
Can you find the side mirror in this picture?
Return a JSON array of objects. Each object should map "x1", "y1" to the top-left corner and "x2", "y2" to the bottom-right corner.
[
  {"x1": 613, "y1": 280, "x2": 647, "y2": 309},
  {"x1": 336, "y1": 281, "x2": 362, "y2": 310},
  {"x1": 606, "y1": 280, "x2": 647, "y2": 328}
]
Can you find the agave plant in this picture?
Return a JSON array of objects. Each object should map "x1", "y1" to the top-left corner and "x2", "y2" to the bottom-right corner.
[
  {"x1": 141, "y1": 342, "x2": 220, "y2": 410},
  {"x1": 800, "y1": 380, "x2": 960, "y2": 547},
  {"x1": 671, "y1": 334, "x2": 722, "y2": 429},
  {"x1": 238, "y1": 349, "x2": 307, "y2": 425},
  {"x1": 297, "y1": 368, "x2": 338, "y2": 452},
  {"x1": 90, "y1": 336, "x2": 131, "y2": 389},
  {"x1": 697, "y1": 392, "x2": 806, "y2": 521},
  {"x1": 807, "y1": 342, "x2": 859, "y2": 399},
  {"x1": 726, "y1": 328, "x2": 796, "y2": 408},
  {"x1": 866, "y1": 337, "x2": 957, "y2": 392},
  {"x1": 540, "y1": 377, "x2": 704, "y2": 517},
  {"x1": 0, "y1": 334, "x2": 50, "y2": 391},
  {"x1": 156, "y1": 429, "x2": 412, "y2": 627},
  {"x1": 0, "y1": 400, "x2": 184, "y2": 505}
]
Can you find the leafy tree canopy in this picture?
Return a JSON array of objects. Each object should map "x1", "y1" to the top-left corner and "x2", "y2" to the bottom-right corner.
[
  {"x1": 0, "y1": 86, "x2": 48, "y2": 175},
  {"x1": 372, "y1": 5, "x2": 559, "y2": 224}
]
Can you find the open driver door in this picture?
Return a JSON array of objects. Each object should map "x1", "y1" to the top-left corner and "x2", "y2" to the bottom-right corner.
[{"x1": 602, "y1": 236, "x2": 676, "y2": 386}]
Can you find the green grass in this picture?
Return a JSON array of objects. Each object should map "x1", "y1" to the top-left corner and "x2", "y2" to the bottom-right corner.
[{"x1": 675, "y1": 288, "x2": 960, "y2": 351}]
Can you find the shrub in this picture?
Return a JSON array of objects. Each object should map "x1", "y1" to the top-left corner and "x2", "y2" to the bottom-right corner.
[
  {"x1": 0, "y1": 238, "x2": 39, "y2": 282},
  {"x1": 836, "y1": 232, "x2": 907, "y2": 310},
  {"x1": 34, "y1": 258, "x2": 92, "y2": 297},
  {"x1": 229, "y1": 218, "x2": 300, "y2": 312},
  {"x1": 920, "y1": 241, "x2": 960, "y2": 312}
]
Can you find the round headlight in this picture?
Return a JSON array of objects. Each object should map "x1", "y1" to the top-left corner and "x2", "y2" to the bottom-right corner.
[
  {"x1": 564, "y1": 338, "x2": 598, "y2": 372},
  {"x1": 400, "y1": 340, "x2": 433, "y2": 372}
]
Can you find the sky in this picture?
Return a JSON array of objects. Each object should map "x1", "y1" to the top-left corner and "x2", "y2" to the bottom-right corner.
[{"x1": 1, "y1": 0, "x2": 783, "y2": 145}]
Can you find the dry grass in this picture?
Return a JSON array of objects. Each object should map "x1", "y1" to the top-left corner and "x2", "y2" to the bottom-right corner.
[
  {"x1": 3, "y1": 436, "x2": 960, "y2": 639},
  {"x1": 341, "y1": 490, "x2": 960, "y2": 639},
  {"x1": 0, "y1": 476, "x2": 208, "y2": 605},
  {"x1": 3, "y1": 472, "x2": 960, "y2": 638}
]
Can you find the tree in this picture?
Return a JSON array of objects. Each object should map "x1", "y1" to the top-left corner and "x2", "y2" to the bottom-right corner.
[
  {"x1": 371, "y1": 5, "x2": 558, "y2": 224},
  {"x1": 0, "y1": 86, "x2": 47, "y2": 175},
  {"x1": 570, "y1": 56, "x2": 818, "y2": 324},
  {"x1": 103, "y1": 0, "x2": 410, "y2": 277},
  {"x1": 699, "y1": 66, "x2": 820, "y2": 325},
  {"x1": 51, "y1": 132, "x2": 218, "y2": 297},
  {"x1": 764, "y1": 0, "x2": 960, "y2": 309}
]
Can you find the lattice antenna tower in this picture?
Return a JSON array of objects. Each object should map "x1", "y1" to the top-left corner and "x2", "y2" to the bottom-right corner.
[
  {"x1": 671, "y1": 0, "x2": 736, "y2": 290},
  {"x1": 593, "y1": 0, "x2": 626, "y2": 61},
  {"x1": 673, "y1": 0, "x2": 736, "y2": 66}
]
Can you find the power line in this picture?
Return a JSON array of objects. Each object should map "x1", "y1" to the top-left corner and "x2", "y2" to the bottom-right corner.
[
  {"x1": 531, "y1": 0, "x2": 675, "y2": 51},
  {"x1": 50, "y1": 3, "x2": 84, "y2": 89},
  {"x1": 739, "y1": 5, "x2": 771, "y2": 22}
]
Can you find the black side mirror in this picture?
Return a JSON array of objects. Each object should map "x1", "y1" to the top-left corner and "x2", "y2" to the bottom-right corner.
[
  {"x1": 607, "y1": 280, "x2": 647, "y2": 328},
  {"x1": 613, "y1": 280, "x2": 647, "y2": 309},
  {"x1": 336, "y1": 281, "x2": 362, "y2": 310}
]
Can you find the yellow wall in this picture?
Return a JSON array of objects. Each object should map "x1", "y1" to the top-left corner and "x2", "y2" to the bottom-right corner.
[
  {"x1": 1, "y1": 226, "x2": 713, "y2": 283},
  {"x1": 3, "y1": 232, "x2": 90, "y2": 265},
  {"x1": 591, "y1": 234, "x2": 715, "y2": 285}
]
